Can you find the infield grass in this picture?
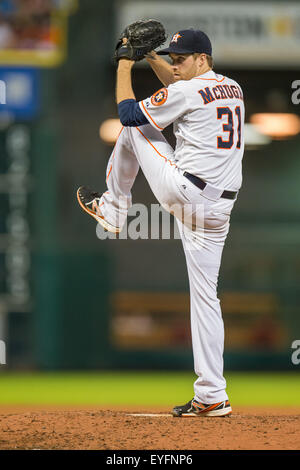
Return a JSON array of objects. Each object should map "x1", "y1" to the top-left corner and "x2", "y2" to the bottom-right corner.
[{"x1": 0, "y1": 372, "x2": 299, "y2": 407}]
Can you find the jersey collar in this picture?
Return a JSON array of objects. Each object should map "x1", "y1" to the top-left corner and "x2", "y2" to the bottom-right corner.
[{"x1": 194, "y1": 70, "x2": 216, "y2": 80}]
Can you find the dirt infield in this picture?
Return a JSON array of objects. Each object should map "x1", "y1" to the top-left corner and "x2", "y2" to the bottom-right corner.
[{"x1": 0, "y1": 406, "x2": 299, "y2": 450}]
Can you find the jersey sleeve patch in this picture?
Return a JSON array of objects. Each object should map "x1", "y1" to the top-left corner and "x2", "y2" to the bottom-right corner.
[{"x1": 150, "y1": 88, "x2": 168, "y2": 106}]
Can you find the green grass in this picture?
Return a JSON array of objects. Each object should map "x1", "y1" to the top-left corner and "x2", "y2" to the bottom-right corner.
[{"x1": 0, "y1": 371, "x2": 299, "y2": 407}]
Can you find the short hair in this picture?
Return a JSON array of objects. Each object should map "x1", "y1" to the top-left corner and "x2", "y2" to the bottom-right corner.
[
  {"x1": 206, "y1": 55, "x2": 213, "y2": 68},
  {"x1": 193, "y1": 53, "x2": 213, "y2": 69}
]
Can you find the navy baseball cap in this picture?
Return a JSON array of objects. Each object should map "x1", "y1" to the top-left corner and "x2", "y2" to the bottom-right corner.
[{"x1": 157, "y1": 29, "x2": 212, "y2": 56}]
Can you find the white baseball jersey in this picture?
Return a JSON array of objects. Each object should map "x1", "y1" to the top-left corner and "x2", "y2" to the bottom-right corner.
[{"x1": 139, "y1": 70, "x2": 244, "y2": 191}]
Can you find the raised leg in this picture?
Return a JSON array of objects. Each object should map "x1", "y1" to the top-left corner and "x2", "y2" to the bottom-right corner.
[{"x1": 100, "y1": 125, "x2": 184, "y2": 228}]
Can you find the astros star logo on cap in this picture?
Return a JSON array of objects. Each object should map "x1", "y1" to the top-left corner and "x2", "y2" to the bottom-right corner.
[{"x1": 171, "y1": 33, "x2": 182, "y2": 43}]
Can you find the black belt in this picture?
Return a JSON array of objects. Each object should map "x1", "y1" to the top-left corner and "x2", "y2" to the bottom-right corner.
[{"x1": 183, "y1": 172, "x2": 237, "y2": 200}]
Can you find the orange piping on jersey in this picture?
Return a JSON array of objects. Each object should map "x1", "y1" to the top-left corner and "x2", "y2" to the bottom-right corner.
[
  {"x1": 106, "y1": 126, "x2": 124, "y2": 182},
  {"x1": 106, "y1": 163, "x2": 113, "y2": 182},
  {"x1": 194, "y1": 77, "x2": 225, "y2": 83},
  {"x1": 136, "y1": 127, "x2": 177, "y2": 168},
  {"x1": 141, "y1": 101, "x2": 164, "y2": 131}
]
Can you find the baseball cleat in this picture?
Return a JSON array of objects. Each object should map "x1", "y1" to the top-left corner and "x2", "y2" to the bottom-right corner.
[
  {"x1": 77, "y1": 186, "x2": 121, "y2": 233},
  {"x1": 172, "y1": 399, "x2": 232, "y2": 417}
]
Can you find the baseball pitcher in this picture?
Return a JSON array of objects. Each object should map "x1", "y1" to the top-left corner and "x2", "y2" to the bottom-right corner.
[{"x1": 77, "y1": 21, "x2": 244, "y2": 417}]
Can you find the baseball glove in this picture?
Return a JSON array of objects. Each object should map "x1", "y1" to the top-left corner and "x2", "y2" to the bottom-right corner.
[{"x1": 114, "y1": 19, "x2": 166, "y2": 62}]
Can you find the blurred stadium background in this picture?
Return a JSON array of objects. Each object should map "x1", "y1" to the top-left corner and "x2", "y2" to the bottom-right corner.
[{"x1": 0, "y1": 0, "x2": 299, "y2": 404}]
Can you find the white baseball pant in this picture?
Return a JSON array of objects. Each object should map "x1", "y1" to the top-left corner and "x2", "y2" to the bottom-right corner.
[{"x1": 100, "y1": 124, "x2": 236, "y2": 404}]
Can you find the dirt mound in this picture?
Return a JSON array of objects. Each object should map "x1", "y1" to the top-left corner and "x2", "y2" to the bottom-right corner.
[{"x1": 0, "y1": 406, "x2": 299, "y2": 450}]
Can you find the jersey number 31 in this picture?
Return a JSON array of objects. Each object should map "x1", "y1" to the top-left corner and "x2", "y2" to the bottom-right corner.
[{"x1": 217, "y1": 106, "x2": 241, "y2": 149}]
